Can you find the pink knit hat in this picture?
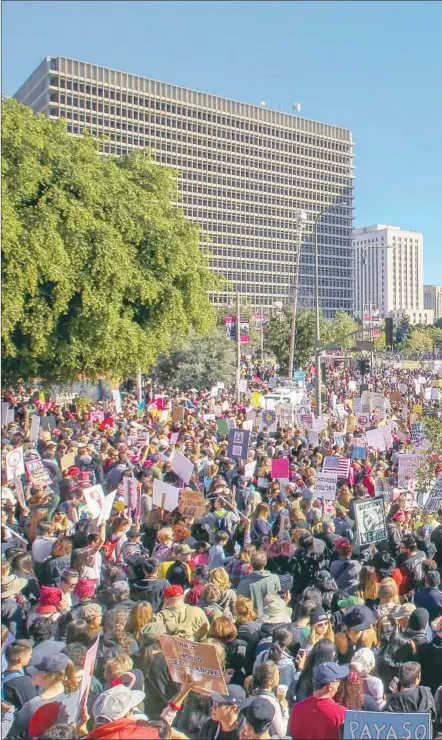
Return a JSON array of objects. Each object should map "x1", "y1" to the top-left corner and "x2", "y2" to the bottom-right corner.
[{"x1": 74, "y1": 578, "x2": 97, "y2": 599}]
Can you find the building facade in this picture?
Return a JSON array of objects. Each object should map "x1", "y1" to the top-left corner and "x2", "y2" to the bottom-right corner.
[
  {"x1": 14, "y1": 56, "x2": 355, "y2": 317},
  {"x1": 353, "y1": 224, "x2": 433, "y2": 325},
  {"x1": 424, "y1": 285, "x2": 442, "y2": 321}
]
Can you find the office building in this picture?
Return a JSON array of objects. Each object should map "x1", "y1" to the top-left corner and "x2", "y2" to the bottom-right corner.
[
  {"x1": 424, "y1": 285, "x2": 442, "y2": 321},
  {"x1": 14, "y1": 56, "x2": 355, "y2": 316},
  {"x1": 353, "y1": 224, "x2": 433, "y2": 325}
]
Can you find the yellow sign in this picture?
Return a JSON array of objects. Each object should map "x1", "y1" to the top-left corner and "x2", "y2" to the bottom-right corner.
[
  {"x1": 413, "y1": 404, "x2": 423, "y2": 416},
  {"x1": 251, "y1": 393, "x2": 262, "y2": 408}
]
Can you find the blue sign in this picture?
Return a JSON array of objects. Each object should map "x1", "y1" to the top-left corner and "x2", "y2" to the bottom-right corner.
[
  {"x1": 343, "y1": 710, "x2": 431, "y2": 739},
  {"x1": 227, "y1": 428, "x2": 250, "y2": 461},
  {"x1": 293, "y1": 370, "x2": 306, "y2": 381},
  {"x1": 352, "y1": 446, "x2": 366, "y2": 460}
]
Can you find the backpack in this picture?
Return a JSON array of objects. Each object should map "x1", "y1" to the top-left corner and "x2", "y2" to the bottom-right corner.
[
  {"x1": 2, "y1": 670, "x2": 23, "y2": 700},
  {"x1": 214, "y1": 513, "x2": 234, "y2": 536},
  {"x1": 156, "y1": 605, "x2": 197, "y2": 641}
]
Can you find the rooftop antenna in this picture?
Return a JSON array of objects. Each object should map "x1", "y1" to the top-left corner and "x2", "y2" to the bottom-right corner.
[{"x1": 292, "y1": 103, "x2": 302, "y2": 113}]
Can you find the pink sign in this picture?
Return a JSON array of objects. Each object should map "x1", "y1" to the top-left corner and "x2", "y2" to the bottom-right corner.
[{"x1": 271, "y1": 458, "x2": 289, "y2": 479}]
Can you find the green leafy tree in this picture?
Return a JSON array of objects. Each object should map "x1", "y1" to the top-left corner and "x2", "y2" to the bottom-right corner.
[
  {"x1": 151, "y1": 326, "x2": 236, "y2": 389},
  {"x1": 402, "y1": 327, "x2": 435, "y2": 356},
  {"x1": 2, "y1": 99, "x2": 218, "y2": 384},
  {"x1": 326, "y1": 310, "x2": 359, "y2": 349},
  {"x1": 415, "y1": 417, "x2": 442, "y2": 509},
  {"x1": 264, "y1": 308, "x2": 329, "y2": 373}
]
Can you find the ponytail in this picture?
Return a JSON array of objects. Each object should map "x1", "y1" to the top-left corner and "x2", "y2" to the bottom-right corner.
[{"x1": 62, "y1": 660, "x2": 79, "y2": 695}]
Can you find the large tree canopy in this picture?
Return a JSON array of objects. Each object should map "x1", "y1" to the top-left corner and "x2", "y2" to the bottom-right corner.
[{"x1": 2, "y1": 98, "x2": 217, "y2": 383}]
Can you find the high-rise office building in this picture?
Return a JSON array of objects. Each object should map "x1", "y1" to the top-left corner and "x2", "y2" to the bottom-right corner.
[
  {"x1": 424, "y1": 285, "x2": 442, "y2": 320},
  {"x1": 353, "y1": 224, "x2": 433, "y2": 325},
  {"x1": 14, "y1": 56, "x2": 355, "y2": 316}
]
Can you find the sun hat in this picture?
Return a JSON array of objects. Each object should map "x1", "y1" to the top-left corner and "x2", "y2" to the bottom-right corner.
[
  {"x1": 175, "y1": 544, "x2": 195, "y2": 556},
  {"x1": 92, "y1": 684, "x2": 145, "y2": 723},
  {"x1": 261, "y1": 594, "x2": 292, "y2": 624},
  {"x1": 313, "y1": 662, "x2": 349, "y2": 687},
  {"x1": 164, "y1": 585, "x2": 184, "y2": 599},
  {"x1": 1, "y1": 574, "x2": 27, "y2": 599},
  {"x1": 392, "y1": 603, "x2": 416, "y2": 620},
  {"x1": 27, "y1": 652, "x2": 70, "y2": 676},
  {"x1": 343, "y1": 605, "x2": 374, "y2": 631},
  {"x1": 211, "y1": 684, "x2": 246, "y2": 706}
]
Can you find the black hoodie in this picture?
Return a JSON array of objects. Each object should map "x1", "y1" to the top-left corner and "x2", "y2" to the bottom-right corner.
[
  {"x1": 129, "y1": 577, "x2": 169, "y2": 612},
  {"x1": 384, "y1": 685, "x2": 436, "y2": 720}
]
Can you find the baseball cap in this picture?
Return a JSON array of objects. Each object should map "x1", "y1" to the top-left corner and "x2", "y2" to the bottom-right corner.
[
  {"x1": 27, "y1": 653, "x2": 70, "y2": 675},
  {"x1": 212, "y1": 684, "x2": 246, "y2": 706},
  {"x1": 164, "y1": 584, "x2": 184, "y2": 599},
  {"x1": 313, "y1": 662, "x2": 349, "y2": 687},
  {"x1": 92, "y1": 684, "x2": 145, "y2": 723},
  {"x1": 242, "y1": 698, "x2": 275, "y2": 734}
]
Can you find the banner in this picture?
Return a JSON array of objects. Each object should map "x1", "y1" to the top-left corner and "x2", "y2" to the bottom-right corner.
[
  {"x1": 224, "y1": 316, "x2": 250, "y2": 343},
  {"x1": 227, "y1": 428, "x2": 250, "y2": 460},
  {"x1": 170, "y1": 450, "x2": 194, "y2": 485},
  {"x1": 153, "y1": 479, "x2": 180, "y2": 512},
  {"x1": 159, "y1": 634, "x2": 228, "y2": 696},
  {"x1": 178, "y1": 489, "x2": 208, "y2": 519},
  {"x1": 25, "y1": 459, "x2": 52, "y2": 487},
  {"x1": 354, "y1": 496, "x2": 387, "y2": 547},
  {"x1": 343, "y1": 710, "x2": 431, "y2": 740},
  {"x1": 314, "y1": 472, "x2": 338, "y2": 499}
]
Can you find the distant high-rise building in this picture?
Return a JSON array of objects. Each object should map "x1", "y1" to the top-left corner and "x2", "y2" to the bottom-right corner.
[
  {"x1": 424, "y1": 285, "x2": 442, "y2": 321},
  {"x1": 14, "y1": 56, "x2": 355, "y2": 316},
  {"x1": 353, "y1": 224, "x2": 433, "y2": 325}
]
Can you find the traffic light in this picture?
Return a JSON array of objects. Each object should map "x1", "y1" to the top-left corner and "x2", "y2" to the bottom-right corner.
[
  {"x1": 385, "y1": 317, "x2": 394, "y2": 347},
  {"x1": 358, "y1": 358, "x2": 371, "y2": 376}
]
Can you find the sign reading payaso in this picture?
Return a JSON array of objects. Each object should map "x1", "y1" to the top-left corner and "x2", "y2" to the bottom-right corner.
[{"x1": 343, "y1": 710, "x2": 431, "y2": 739}]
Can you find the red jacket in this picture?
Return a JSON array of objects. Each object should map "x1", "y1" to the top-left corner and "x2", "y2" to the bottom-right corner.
[{"x1": 86, "y1": 718, "x2": 159, "y2": 739}]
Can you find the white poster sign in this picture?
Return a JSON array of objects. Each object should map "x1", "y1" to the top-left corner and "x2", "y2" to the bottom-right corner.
[
  {"x1": 83, "y1": 484, "x2": 106, "y2": 519},
  {"x1": 170, "y1": 449, "x2": 194, "y2": 484},
  {"x1": 366, "y1": 427, "x2": 386, "y2": 451},
  {"x1": 5, "y1": 446, "x2": 25, "y2": 482},
  {"x1": 314, "y1": 471, "x2": 339, "y2": 499},
  {"x1": 30, "y1": 415, "x2": 41, "y2": 444},
  {"x1": 153, "y1": 478, "x2": 180, "y2": 512}
]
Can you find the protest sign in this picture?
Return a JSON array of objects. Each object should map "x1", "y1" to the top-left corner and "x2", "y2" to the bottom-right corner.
[
  {"x1": 6, "y1": 446, "x2": 25, "y2": 482},
  {"x1": 335, "y1": 403, "x2": 346, "y2": 419},
  {"x1": 352, "y1": 398, "x2": 362, "y2": 414},
  {"x1": 170, "y1": 450, "x2": 194, "y2": 485},
  {"x1": 431, "y1": 387, "x2": 441, "y2": 401},
  {"x1": 111, "y1": 390, "x2": 122, "y2": 414},
  {"x1": 308, "y1": 430, "x2": 319, "y2": 446},
  {"x1": 25, "y1": 459, "x2": 52, "y2": 487},
  {"x1": 334, "y1": 432, "x2": 345, "y2": 448},
  {"x1": 244, "y1": 461, "x2": 256, "y2": 479},
  {"x1": 299, "y1": 413, "x2": 313, "y2": 430},
  {"x1": 343, "y1": 710, "x2": 431, "y2": 740},
  {"x1": 227, "y1": 428, "x2": 250, "y2": 460},
  {"x1": 275, "y1": 403, "x2": 294, "y2": 427},
  {"x1": 1, "y1": 402, "x2": 10, "y2": 426},
  {"x1": 172, "y1": 405, "x2": 185, "y2": 424},
  {"x1": 29, "y1": 415, "x2": 41, "y2": 444},
  {"x1": 123, "y1": 477, "x2": 139, "y2": 511},
  {"x1": 12, "y1": 474, "x2": 26, "y2": 509},
  {"x1": 293, "y1": 370, "x2": 306, "y2": 381},
  {"x1": 153, "y1": 479, "x2": 180, "y2": 512},
  {"x1": 60, "y1": 452, "x2": 76, "y2": 472},
  {"x1": 261, "y1": 409, "x2": 277, "y2": 432},
  {"x1": 374, "y1": 477, "x2": 392, "y2": 503},
  {"x1": 216, "y1": 418, "x2": 230, "y2": 435},
  {"x1": 77, "y1": 636, "x2": 100, "y2": 719},
  {"x1": 424, "y1": 475, "x2": 442, "y2": 514},
  {"x1": 4, "y1": 525, "x2": 28, "y2": 549},
  {"x1": 170, "y1": 432, "x2": 180, "y2": 444},
  {"x1": 277, "y1": 478, "x2": 290, "y2": 494},
  {"x1": 159, "y1": 634, "x2": 228, "y2": 696},
  {"x1": 366, "y1": 427, "x2": 386, "y2": 451},
  {"x1": 381, "y1": 424, "x2": 393, "y2": 450},
  {"x1": 314, "y1": 472, "x2": 338, "y2": 499},
  {"x1": 271, "y1": 458, "x2": 289, "y2": 479},
  {"x1": 83, "y1": 485, "x2": 106, "y2": 520},
  {"x1": 424, "y1": 387, "x2": 432, "y2": 401},
  {"x1": 268, "y1": 378, "x2": 278, "y2": 390},
  {"x1": 179, "y1": 489, "x2": 208, "y2": 519},
  {"x1": 390, "y1": 390, "x2": 402, "y2": 405},
  {"x1": 398, "y1": 453, "x2": 419, "y2": 488},
  {"x1": 242, "y1": 419, "x2": 253, "y2": 431},
  {"x1": 357, "y1": 414, "x2": 369, "y2": 427},
  {"x1": 354, "y1": 496, "x2": 387, "y2": 547},
  {"x1": 251, "y1": 392, "x2": 262, "y2": 408},
  {"x1": 257, "y1": 476, "x2": 270, "y2": 490},
  {"x1": 411, "y1": 422, "x2": 426, "y2": 448},
  {"x1": 311, "y1": 417, "x2": 327, "y2": 433},
  {"x1": 40, "y1": 415, "x2": 56, "y2": 432},
  {"x1": 227, "y1": 418, "x2": 236, "y2": 430},
  {"x1": 97, "y1": 490, "x2": 117, "y2": 525},
  {"x1": 351, "y1": 446, "x2": 366, "y2": 460},
  {"x1": 239, "y1": 378, "x2": 248, "y2": 393}
]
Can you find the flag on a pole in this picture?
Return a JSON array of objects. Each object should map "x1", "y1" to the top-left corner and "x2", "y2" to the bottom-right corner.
[{"x1": 323, "y1": 456, "x2": 350, "y2": 478}]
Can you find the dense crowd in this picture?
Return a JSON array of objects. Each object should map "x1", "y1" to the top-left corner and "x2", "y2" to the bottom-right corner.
[{"x1": 1, "y1": 360, "x2": 442, "y2": 740}]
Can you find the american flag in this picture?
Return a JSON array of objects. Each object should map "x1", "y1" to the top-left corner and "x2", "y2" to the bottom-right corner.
[
  {"x1": 323, "y1": 456, "x2": 350, "y2": 478},
  {"x1": 300, "y1": 413, "x2": 313, "y2": 430}
]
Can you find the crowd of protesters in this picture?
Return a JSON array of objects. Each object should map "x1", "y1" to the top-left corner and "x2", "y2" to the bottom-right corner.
[{"x1": 1, "y1": 359, "x2": 442, "y2": 739}]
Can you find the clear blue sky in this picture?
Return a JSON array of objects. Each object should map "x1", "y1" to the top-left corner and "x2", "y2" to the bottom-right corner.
[{"x1": 3, "y1": 0, "x2": 441, "y2": 283}]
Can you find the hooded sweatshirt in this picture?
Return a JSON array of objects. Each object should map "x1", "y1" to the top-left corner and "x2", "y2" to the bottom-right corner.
[{"x1": 384, "y1": 685, "x2": 435, "y2": 720}]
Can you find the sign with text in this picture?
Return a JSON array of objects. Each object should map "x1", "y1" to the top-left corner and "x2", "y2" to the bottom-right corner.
[
  {"x1": 25, "y1": 459, "x2": 52, "y2": 487},
  {"x1": 178, "y1": 489, "x2": 208, "y2": 519},
  {"x1": 30, "y1": 415, "x2": 41, "y2": 443},
  {"x1": 343, "y1": 710, "x2": 431, "y2": 740},
  {"x1": 261, "y1": 409, "x2": 277, "y2": 432},
  {"x1": 314, "y1": 471, "x2": 338, "y2": 499},
  {"x1": 271, "y1": 458, "x2": 289, "y2": 479},
  {"x1": 354, "y1": 496, "x2": 387, "y2": 547},
  {"x1": 424, "y1": 475, "x2": 442, "y2": 514},
  {"x1": 227, "y1": 428, "x2": 250, "y2": 460},
  {"x1": 159, "y1": 634, "x2": 227, "y2": 696},
  {"x1": 5, "y1": 446, "x2": 25, "y2": 482},
  {"x1": 275, "y1": 403, "x2": 294, "y2": 427},
  {"x1": 172, "y1": 405, "x2": 185, "y2": 424},
  {"x1": 398, "y1": 454, "x2": 419, "y2": 488}
]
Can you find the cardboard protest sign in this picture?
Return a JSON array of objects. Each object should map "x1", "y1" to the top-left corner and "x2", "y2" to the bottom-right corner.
[
  {"x1": 216, "y1": 418, "x2": 230, "y2": 435},
  {"x1": 40, "y1": 415, "x2": 56, "y2": 432},
  {"x1": 97, "y1": 490, "x2": 117, "y2": 525},
  {"x1": 366, "y1": 427, "x2": 386, "y2": 451},
  {"x1": 6, "y1": 446, "x2": 25, "y2": 482},
  {"x1": 170, "y1": 450, "x2": 194, "y2": 485},
  {"x1": 424, "y1": 475, "x2": 442, "y2": 514},
  {"x1": 77, "y1": 636, "x2": 100, "y2": 719},
  {"x1": 172, "y1": 405, "x2": 185, "y2": 424},
  {"x1": 354, "y1": 496, "x2": 387, "y2": 547},
  {"x1": 159, "y1": 634, "x2": 228, "y2": 696},
  {"x1": 271, "y1": 458, "x2": 289, "y2": 479},
  {"x1": 179, "y1": 489, "x2": 207, "y2": 519},
  {"x1": 29, "y1": 415, "x2": 41, "y2": 444},
  {"x1": 343, "y1": 710, "x2": 431, "y2": 740},
  {"x1": 153, "y1": 479, "x2": 180, "y2": 512},
  {"x1": 314, "y1": 472, "x2": 338, "y2": 499},
  {"x1": 83, "y1": 485, "x2": 106, "y2": 520},
  {"x1": 60, "y1": 452, "x2": 76, "y2": 472},
  {"x1": 227, "y1": 428, "x2": 250, "y2": 460},
  {"x1": 25, "y1": 459, "x2": 52, "y2": 487}
]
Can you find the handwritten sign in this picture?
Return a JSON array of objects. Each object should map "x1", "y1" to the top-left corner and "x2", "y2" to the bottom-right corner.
[
  {"x1": 398, "y1": 454, "x2": 419, "y2": 488},
  {"x1": 6, "y1": 446, "x2": 25, "y2": 482},
  {"x1": 25, "y1": 459, "x2": 52, "y2": 487},
  {"x1": 354, "y1": 496, "x2": 387, "y2": 547},
  {"x1": 159, "y1": 634, "x2": 228, "y2": 696},
  {"x1": 271, "y1": 458, "x2": 289, "y2": 479},
  {"x1": 314, "y1": 472, "x2": 338, "y2": 499},
  {"x1": 343, "y1": 710, "x2": 431, "y2": 740},
  {"x1": 179, "y1": 489, "x2": 208, "y2": 519}
]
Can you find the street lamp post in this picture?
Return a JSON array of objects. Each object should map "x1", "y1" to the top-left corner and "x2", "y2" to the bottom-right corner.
[{"x1": 288, "y1": 210, "x2": 308, "y2": 381}]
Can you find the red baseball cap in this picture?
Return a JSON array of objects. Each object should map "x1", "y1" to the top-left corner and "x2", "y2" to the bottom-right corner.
[{"x1": 164, "y1": 585, "x2": 184, "y2": 599}]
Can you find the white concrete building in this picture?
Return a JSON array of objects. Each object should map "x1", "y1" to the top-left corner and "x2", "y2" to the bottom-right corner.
[
  {"x1": 353, "y1": 224, "x2": 433, "y2": 325},
  {"x1": 424, "y1": 285, "x2": 442, "y2": 320}
]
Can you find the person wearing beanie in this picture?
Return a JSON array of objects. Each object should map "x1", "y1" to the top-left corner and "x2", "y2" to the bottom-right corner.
[
  {"x1": 149, "y1": 584, "x2": 209, "y2": 642},
  {"x1": 26, "y1": 586, "x2": 65, "y2": 632},
  {"x1": 403, "y1": 607, "x2": 430, "y2": 651}
]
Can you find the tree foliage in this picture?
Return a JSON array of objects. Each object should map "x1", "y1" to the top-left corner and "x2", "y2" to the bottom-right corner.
[
  {"x1": 415, "y1": 417, "x2": 442, "y2": 506},
  {"x1": 2, "y1": 98, "x2": 217, "y2": 383},
  {"x1": 402, "y1": 326, "x2": 437, "y2": 356},
  {"x1": 151, "y1": 326, "x2": 236, "y2": 390}
]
